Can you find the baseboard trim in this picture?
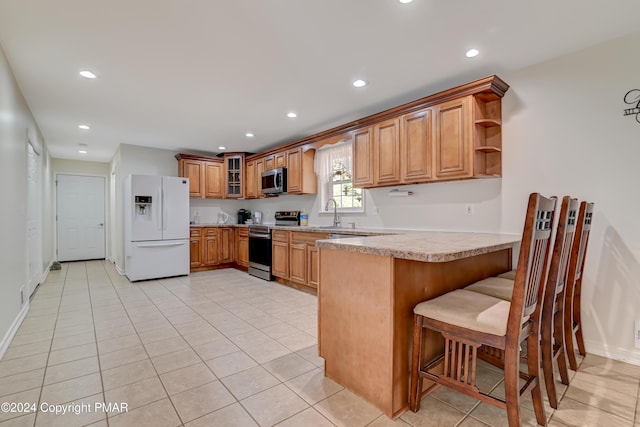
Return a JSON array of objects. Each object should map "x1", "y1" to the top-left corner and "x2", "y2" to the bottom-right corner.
[
  {"x1": 38, "y1": 259, "x2": 54, "y2": 285},
  {"x1": 115, "y1": 262, "x2": 125, "y2": 276},
  {"x1": 0, "y1": 302, "x2": 30, "y2": 360},
  {"x1": 584, "y1": 339, "x2": 640, "y2": 366}
]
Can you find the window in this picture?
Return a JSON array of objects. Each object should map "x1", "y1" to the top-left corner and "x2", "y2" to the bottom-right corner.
[{"x1": 315, "y1": 140, "x2": 364, "y2": 213}]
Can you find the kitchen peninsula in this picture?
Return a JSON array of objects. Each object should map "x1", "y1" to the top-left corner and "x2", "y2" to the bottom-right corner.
[{"x1": 316, "y1": 231, "x2": 520, "y2": 418}]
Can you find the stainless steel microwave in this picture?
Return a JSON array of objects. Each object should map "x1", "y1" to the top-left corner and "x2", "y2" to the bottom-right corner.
[{"x1": 261, "y1": 167, "x2": 287, "y2": 194}]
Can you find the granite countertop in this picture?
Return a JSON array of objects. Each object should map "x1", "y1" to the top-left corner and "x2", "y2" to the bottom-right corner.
[
  {"x1": 315, "y1": 231, "x2": 520, "y2": 263},
  {"x1": 189, "y1": 224, "x2": 520, "y2": 263}
]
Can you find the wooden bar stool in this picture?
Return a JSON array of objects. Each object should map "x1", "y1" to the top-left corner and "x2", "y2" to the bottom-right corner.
[
  {"x1": 409, "y1": 193, "x2": 556, "y2": 427},
  {"x1": 564, "y1": 201, "x2": 594, "y2": 370},
  {"x1": 465, "y1": 196, "x2": 579, "y2": 409}
]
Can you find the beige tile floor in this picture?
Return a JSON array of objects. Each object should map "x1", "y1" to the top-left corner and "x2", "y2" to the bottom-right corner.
[{"x1": 0, "y1": 260, "x2": 639, "y2": 427}]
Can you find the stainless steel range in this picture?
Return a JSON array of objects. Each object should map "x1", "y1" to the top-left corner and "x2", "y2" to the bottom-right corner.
[
  {"x1": 248, "y1": 225, "x2": 272, "y2": 281},
  {"x1": 247, "y1": 211, "x2": 300, "y2": 281}
]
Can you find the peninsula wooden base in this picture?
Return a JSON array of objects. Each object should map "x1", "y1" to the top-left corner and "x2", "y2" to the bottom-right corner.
[{"x1": 318, "y1": 247, "x2": 511, "y2": 418}]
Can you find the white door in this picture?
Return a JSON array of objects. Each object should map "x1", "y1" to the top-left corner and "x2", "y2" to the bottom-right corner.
[
  {"x1": 57, "y1": 174, "x2": 106, "y2": 261},
  {"x1": 27, "y1": 141, "x2": 42, "y2": 296},
  {"x1": 162, "y1": 176, "x2": 189, "y2": 241}
]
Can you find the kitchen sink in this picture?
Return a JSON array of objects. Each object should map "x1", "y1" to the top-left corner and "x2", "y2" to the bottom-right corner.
[{"x1": 328, "y1": 233, "x2": 369, "y2": 239}]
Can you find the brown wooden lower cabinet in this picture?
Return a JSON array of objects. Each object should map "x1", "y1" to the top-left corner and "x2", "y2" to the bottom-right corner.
[
  {"x1": 190, "y1": 227, "x2": 326, "y2": 291},
  {"x1": 307, "y1": 245, "x2": 320, "y2": 288},
  {"x1": 204, "y1": 228, "x2": 219, "y2": 266},
  {"x1": 235, "y1": 228, "x2": 249, "y2": 268},
  {"x1": 190, "y1": 228, "x2": 203, "y2": 268},
  {"x1": 218, "y1": 227, "x2": 234, "y2": 264},
  {"x1": 272, "y1": 230, "x2": 290, "y2": 279},
  {"x1": 289, "y1": 242, "x2": 307, "y2": 284},
  {"x1": 190, "y1": 227, "x2": 235, "y2": 272},
  {"x1": 283, "y1": 231, "x2": 329, "y2": 290}
]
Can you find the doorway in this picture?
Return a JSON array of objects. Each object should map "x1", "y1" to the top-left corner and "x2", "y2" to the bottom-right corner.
[{"x1": 56, "y1": 174, "x2": 106, "y2": 261}]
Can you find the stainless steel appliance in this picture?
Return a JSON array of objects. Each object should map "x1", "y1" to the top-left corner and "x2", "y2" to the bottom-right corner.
[
  {"x1": 275, "y1": 211, "x2": 300, "y2": 226},
  {"x1": 261, "y1": 167, "x2": 287, "y2": 195},
  {"x1": 248, "y1": 225, "x2": 272, "y2": 281},
  {"x1": 247, "y1": 211, "x2": 301, "y2": 281}
]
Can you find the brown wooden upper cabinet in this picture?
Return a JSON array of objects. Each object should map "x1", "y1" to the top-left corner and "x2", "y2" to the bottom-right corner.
[
  {"x1": 176, "y1": 153, "x2": 224, "y2": 198},
  {"x1": 224, "y1": 153, "x2": 244, "y2": 199},
  {"x1": 352, "y1": 126, "x2": 374, "y2": 187},
  {"x1": 204, "y1": 161, "x2": 224, "y2": 198},
  {"x1": 275, "y1": 151, "x2": 287, "y2": 169},
  {"x1": 286, "y1": 147, "x2": 316, "y2": 195},
  {"x1": 401, "y1": 108, "x2": 432, "y2": 183},
  {"x1": 243, "y1": 156, "x2": 264, "y2": 199},
  {"x1": 245, "y1": 160, "x2": 257, "y2": 199},
  {"x1": 264, "y1": 155, "x2": 275, "y2": 171},
  {"x1": 352, "y1": 87, "x2": 504, "y2": 188},
  {"x1": 181, "y1": 159, "x2": 205, "y2": 197},
  {"x1": 433, "y1": 96, "x2": 473, "y2": 180},
  {"x1": 373, "y1": 117, "x2": 401, "y2": 185}
]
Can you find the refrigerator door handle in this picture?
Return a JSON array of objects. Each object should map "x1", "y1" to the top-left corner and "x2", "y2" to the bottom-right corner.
[
  {"x1": 136, "y1": 241, "x2": 187, "y2": 248},
  {"x1": 162, "y1": 185, "x2": 168, "y2": 231},
  {"x1": 157, "y1": 187, "x2": 163, "y2": 231}
]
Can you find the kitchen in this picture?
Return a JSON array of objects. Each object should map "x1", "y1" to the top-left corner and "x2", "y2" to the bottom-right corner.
[{"x1": 1, "y1": 1, "x2": 640, "y2": 426}]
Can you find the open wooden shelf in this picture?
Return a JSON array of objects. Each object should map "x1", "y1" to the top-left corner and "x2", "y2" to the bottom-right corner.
[
  {"x1": 474, "y1": 119, "x2": 501, "y2": 128},
  {"x1": 474, "y1": 146, "x2": 501, "y2": 153}
]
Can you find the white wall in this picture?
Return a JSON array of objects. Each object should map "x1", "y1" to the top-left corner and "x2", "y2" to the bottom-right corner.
[
  {"x1": 0, "y1": 43, "x2": 54, "y2": 357},
  {"x1": 500, "y1": 32, "x2": 640, "y2": 363}
]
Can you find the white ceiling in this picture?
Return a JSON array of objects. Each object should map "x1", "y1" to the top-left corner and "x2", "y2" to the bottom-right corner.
[{"x1": 1, "y1": 1, "x2": 639, "y2": 162}]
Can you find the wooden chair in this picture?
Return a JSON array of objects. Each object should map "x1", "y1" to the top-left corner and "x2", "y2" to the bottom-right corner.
[
  {"x1": 564, "y1": 201, "x2": 594, "y2": 370},
  {"x1": 538, "y1": 196, "x2": 578, "y2": 408},
  {"x1": 465, "y1": 196, "x2": 578, "y2": 409},
  {"x1": 409, "y1": 193, "x2": 556, "y2": 427}
]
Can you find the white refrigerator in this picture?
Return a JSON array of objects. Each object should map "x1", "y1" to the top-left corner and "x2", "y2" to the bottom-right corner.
[{"x1": 124, "y1": 175, "x2": 190, "y2": 281}]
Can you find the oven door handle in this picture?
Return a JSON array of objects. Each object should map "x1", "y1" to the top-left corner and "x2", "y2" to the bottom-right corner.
[{"x1": 249, "y1": 233, "x2": 271, "y2": 239}]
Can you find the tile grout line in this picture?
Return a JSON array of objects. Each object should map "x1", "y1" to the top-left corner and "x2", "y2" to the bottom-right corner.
[{"x1": 32, "y1": 261, "x2": 69, "y2": 426}]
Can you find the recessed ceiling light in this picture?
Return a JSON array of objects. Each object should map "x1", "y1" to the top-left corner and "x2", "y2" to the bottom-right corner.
[
  {"x1": 245, "y1": 132, "x2": 254, "y2": 138},
  {"x1": 399, "y1": 0, "x2": 413, "y2": 3},
  {"x1": 465, "y1": 49, "x2": 479, "y2": 58},
  {"x1": 78, "y1": 124, "x2": 90, "y2": 130},
  {"x1": 79, "y1": 70, "x2": 96, "y2": 79},
  {"x1": 353, "y1": 79, "x2": 367, "y2": 88},
  {"x1": 286, "y1": 112, "x2": 297, "y2": 118},
  {"x1": 78, "y1": 150, "x2": 88, "y2": 154},
  {"x1": 218, "y1": 146, "x2": 226, "y2": 150},
  {"x1": 78, "y1": 144, "x2": 88, "y2": 154}
]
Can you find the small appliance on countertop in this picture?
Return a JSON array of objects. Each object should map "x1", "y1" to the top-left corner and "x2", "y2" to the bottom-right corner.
[
  {"x1": 217, "y1": 211, "x2": 229, "y2": 224},
  {"x1": 274, "y1": 211, "x2": 301, "y2": 226},
  {"x1": 237, "y1": 209, "x2": 252, "y2": 224},
  {"x1": 252, "y1": 211, "x2": 263, "y2": 224}
]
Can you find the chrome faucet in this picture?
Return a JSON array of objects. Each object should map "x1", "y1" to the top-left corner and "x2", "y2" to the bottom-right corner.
[{"x1": 325, "y1": 198, "x2": 341, "y2": 228}]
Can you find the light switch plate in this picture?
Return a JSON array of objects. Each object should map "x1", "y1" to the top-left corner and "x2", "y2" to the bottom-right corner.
[{"x1": 635, "y1": 320, "x2": 640, "y2": 349}]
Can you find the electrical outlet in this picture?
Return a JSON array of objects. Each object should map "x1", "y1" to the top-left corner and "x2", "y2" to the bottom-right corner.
[
  {"x1": 464, "y1": 204, "x2": 475, "y2": 215},
  {"x1": 635, "y1": 320, "x2": 640, "y2": 349}
]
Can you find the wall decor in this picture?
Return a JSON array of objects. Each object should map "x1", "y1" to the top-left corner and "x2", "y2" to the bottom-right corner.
[{"x1": 623, "y1": 89, "x2": 640, "y2": 123}]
